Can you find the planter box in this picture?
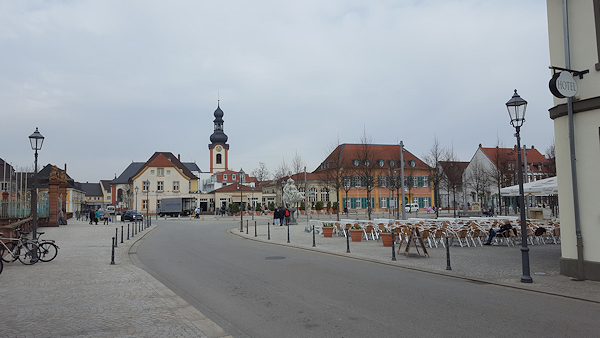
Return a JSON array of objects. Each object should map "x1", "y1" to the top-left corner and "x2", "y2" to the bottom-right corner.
[
  {"x1": 322, "y1": 226, "x2": 334, "y2": 237},
  {"x1": 349, "y1": 229, "x2": 363, "y2": 242},
  {"x1": 380, "y1": 232, "x2": 394, "y2": 247}
]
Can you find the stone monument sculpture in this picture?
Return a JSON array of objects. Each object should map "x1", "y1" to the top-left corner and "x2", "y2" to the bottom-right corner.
[{"x1": 282, "y1": 178, "x2": 304, "y2": 225}]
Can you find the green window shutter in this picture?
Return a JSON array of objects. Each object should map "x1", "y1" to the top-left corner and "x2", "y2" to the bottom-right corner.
[
  {"x1": 418, "y1": 176, "x2": 424, "y2": 187},
  {"x1": 350, "y1": 198, "x2": 356, "y2": 209}
]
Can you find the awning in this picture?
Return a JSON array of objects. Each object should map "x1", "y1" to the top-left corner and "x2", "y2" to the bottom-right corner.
[{"x1": 500, "y1": 176, "x2": 558, "y2": 196}]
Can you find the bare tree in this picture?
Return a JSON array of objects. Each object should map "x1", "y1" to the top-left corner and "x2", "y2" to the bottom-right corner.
[
  {"x1": 251, "y1": 162, "x2": 271, "y2": 182},
  {"x1": 487, "y1": 139, "x2": 511, "y2": 215},
  {"x1": 318, "y1": 142, "x2": 346, "y2": 221},
  {"x1": 354, "y1": 132, "x2": 378, "y2": 220},
  {"x1": 290, "y1": 152, "x2": 305, "y2": 176},
  {"x1": 440, "y1": 151, "x2": 465, "y2": 217},
  {"x1": 404, "y1": 169, "x2": 416, "y2": 213},
  {"x1": 273, "y1": 158, "x2": 291, "y2": 181},
  {"x1": 545, "y1": 140, "x2": 556, "y2": 178},
  {"x1": 423, "y1": 136, "x2": 447, "y2": 218},
  {"x1": 466, "y1": 159, "x2": 490, "y2": 207}
]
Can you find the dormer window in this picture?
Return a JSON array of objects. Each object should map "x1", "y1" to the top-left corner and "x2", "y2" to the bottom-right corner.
[
  {"x1": 378, "y1": 160, "x2": 384, "y2": 167},
  {"x1": 353, "y1": 159, "x2": 359, "y2": 166}
]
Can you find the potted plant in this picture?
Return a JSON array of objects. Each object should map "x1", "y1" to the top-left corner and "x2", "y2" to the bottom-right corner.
[
  {"x1": 315, "y1": 201, "x2": 324, "y2": 214},
  {"x1": 322, "y1": 223, "x2": 334, "y2": 237},
  {"x1": 380, "y1": 228, "x2": 394, "y2": 247},
  {"x1": 349, "y1": 224, "x2": 363, "y2": 242}
]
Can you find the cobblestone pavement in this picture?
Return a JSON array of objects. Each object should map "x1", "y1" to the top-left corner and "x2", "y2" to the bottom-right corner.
[
  {"x1": 230, "y1": 213, "x2": 600, "y2": 303},
  {"x1": 0, "y1": 219, "x2": 232, "y2": 338}
]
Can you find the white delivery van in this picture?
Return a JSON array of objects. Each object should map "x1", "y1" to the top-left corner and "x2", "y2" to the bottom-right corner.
[{"x1": 404, "y1": 203, "x2": 419, "y2": 213}]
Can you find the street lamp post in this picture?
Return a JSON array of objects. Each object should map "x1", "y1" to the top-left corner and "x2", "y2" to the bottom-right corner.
[
  {"x1": 506, "y1": 89, "x2": 532, "y2": 284},
  {"x1": 239, "y1": 168, "x2": 244, "y2": 232},
  {"x1": 135, "y1": 186, "x2": 139, "y2": 212},
  {"x1": 400, "y1": 141, "x2": 406, "y2": 220},
  {"x1": 145, "y1": 180, "x2": 150, "y2": 227},
  {"x1": 29, "y1": 128, "x2": 44, "y2": 249}
]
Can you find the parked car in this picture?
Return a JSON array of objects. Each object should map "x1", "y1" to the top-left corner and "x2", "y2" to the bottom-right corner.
[
  {"x1": 106, "y1": 206, "x2": 116, "y2": 215},
  {"x1": 122, "y1": 210, "x2": 143, "y2": 221},
  {"x1": 405, "y1": 203, "x2": 420, "y2": 213}
]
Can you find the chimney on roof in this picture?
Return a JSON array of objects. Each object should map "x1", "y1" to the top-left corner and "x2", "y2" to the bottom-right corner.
[
  {"x1": 531, "y1": 145, "x2": 534, "y2": 149},
  {"x1": 479, "y1": 143, "x2": 482, "y2": 148},
  {"x1": 178, "y1": 154, "x2": 180, "y2": 161}
]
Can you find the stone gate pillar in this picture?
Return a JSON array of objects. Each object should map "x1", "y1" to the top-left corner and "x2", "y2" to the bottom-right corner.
[{"x1": 47, "y1": 166, "x2": 66, "y2": 227}]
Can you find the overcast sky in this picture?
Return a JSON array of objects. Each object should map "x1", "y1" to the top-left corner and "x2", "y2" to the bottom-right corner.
[{"x1": 1, "y1": 0, "x2": 554, "y2": 183}]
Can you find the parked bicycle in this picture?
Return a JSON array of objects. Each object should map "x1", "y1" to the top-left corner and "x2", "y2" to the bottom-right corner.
[
  {"x1": 35, "y1": 231, "x2": 59, "y2": 262},
  {"x1": 0, "y1": 230, "x2": 40, "y2": 265}
]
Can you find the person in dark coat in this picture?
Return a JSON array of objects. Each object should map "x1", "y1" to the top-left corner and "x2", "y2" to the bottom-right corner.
[
  {"x1": 278, "y1": 206, "x2": 285, "y2": 226},
  {"x1": 89, "y1": 209, "x2": 95, "y2": 225},
  {"x1": 273, "y1": 208, "x2": 280, "y2": 226}
]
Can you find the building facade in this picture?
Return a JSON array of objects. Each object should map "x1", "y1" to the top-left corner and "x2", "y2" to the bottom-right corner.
[{"x1": 547, "y1": 0, "x2": 600, "y2": 280}]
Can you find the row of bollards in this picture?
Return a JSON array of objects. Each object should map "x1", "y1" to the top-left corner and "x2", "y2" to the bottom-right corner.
[
  {"x1": 111, "y1": 220, "x2": 152, "y2": 265},
  {"x1": 239, "y1": 223, "x2": 452, "y2": 270}
]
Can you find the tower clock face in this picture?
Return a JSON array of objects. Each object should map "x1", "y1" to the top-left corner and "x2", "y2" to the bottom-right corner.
[{"x1": 216, "y1": 145, "x2": 222, "y2": 152}]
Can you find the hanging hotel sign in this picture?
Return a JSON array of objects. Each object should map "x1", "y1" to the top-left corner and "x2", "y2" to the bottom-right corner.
[{"x1": 549, "y1": 71, "x2": 577, "y2": 98}]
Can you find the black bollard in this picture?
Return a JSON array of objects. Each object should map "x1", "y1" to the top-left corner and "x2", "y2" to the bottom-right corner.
[
  {"x1": 346, "y1": 229, "x2": 350, "y2": 253},
  {"x1": 391, "y1": 231, "x2": 396, "y2": 261},
  {"x1": 246, "y1": 220, "x2": 248, "y2": 234},
  {"x1": 110, "y1": 237, "x2": 115, "y2": 265},
  {"x1": 287, "y1": 219, "x2": 290, "y2": 243},
  {"x1": 132, "y1": 223, "x2": 135, "y2": 238},
  {"x1": 240, "y1": 220, "x2": 243, "y2": 232},
  {"x1": 268, "y1": 221, "x2": 271, "y2": 240},
  {"x1": 115, "y1": 228, "x2": 118, "y2": 248},
  {"x1": 445, "y1": 237, "x2": 452, "y2": 270},
  {"x1": 121, "y1": 226, "x2": 124, "y2": 244},
  {"x1": 127, "y1": 224, "x2": 130, "y2": 240},
  {"x1": 312, "y1": 225, "x2": 316, "y2": 247},
  {"x1": 254, "y1": 221, "x2": 257, "y2": 237}
]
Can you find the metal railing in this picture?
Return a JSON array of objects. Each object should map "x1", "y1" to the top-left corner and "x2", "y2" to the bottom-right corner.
[{"x1": 0, "y1": 197, "x2": 49, "y2": 218}]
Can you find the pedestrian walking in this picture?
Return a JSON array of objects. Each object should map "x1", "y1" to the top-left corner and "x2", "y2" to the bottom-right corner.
[
  {"x1": 58, "y1": 209, "x2": 66, "y2": 225},
  {"x1": 278, "y1": 206, "x2": 285, "y2": 226},
  {"x1": 273, "y1": 208, "x2": 280, "y2": 226},
  {"x1": 284, "y1": 207, "x2": 290, "y2": 225},
  {"x1": 94, "y1": 209, "x2": 99, "y2": 225},
  {"x1": 103, "y1": 210, "x2": 110, "y2": 225},
  {"x1": 89, "y1": 209, "x2": 94, "y2": 224}
]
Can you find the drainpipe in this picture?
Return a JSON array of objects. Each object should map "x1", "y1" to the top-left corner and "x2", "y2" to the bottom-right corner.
[{"x1": 563, "y1": 0, "x2": 584, "y2": 280}]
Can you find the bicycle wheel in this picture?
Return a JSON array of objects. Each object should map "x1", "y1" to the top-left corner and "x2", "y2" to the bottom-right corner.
[
  {"x1": 0, "y1": 258, "x2": 3, "y2": 274},
  {"x1": 38, "y1": 242, "x2": 58, "y2": 262},
  {"x1": 17, "y1": 242, "x2": 40, "y2": 265},
  {"x1": 1, "y1": 241, "x2": 18, "y2": 263}
]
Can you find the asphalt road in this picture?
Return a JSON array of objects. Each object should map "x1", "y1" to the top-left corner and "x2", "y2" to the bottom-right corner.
[{"x1": 135, "y1": 220, "x2": 600, "y2": 338}]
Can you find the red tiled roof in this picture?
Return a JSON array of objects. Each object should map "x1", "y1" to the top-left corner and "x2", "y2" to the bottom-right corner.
[
  {"x1": 480, "y1": 146, "x2": 548, "y2": 166},
  {"x1": 313, "y1": 143, "x2": 430, "y2": 172},
  {"x1": 213, "y1": 183, "x2": 256, "y2": 193},
  {"x1": 133, "y1": 152, "x2": 199, "y2": 180}
]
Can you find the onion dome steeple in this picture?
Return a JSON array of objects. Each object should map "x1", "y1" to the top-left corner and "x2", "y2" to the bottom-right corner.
[{"x1": 209, "y1": 101, "x2": 228, "y2": 144}]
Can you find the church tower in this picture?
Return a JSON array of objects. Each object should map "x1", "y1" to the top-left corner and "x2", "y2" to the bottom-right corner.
[{"x1": 208, "y1": 101, "x2": 229, "y2": 173}]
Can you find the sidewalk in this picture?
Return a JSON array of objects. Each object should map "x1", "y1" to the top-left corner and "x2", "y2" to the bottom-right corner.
[
  {"x1": 0, "y1": 219, "x2": 232, "y2": 338},
  {"x1": 232, "y1": 217, "x2": 600, "y2": 303}
]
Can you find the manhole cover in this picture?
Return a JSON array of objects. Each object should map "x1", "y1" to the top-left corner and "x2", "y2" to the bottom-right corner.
[{"x1": 265, "y1": 256, "x2": 286, "y2": 260}]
